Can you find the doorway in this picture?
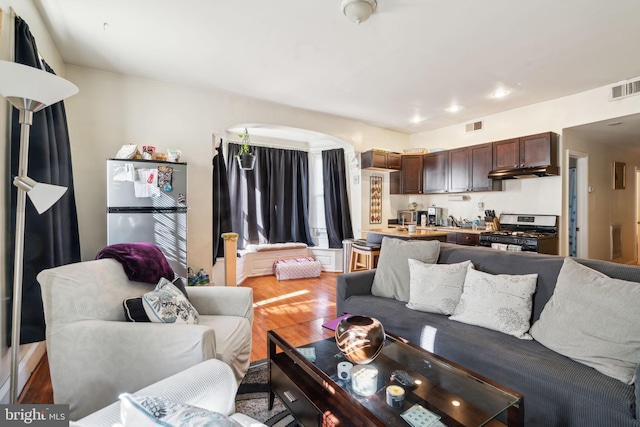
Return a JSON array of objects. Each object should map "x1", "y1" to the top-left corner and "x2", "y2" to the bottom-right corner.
[{"x1": 567, "y1": 151, "x2": 589, "y2": 258}]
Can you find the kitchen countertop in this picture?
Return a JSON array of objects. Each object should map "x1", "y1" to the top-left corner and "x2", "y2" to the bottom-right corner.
[
  {"x1": 362, "y1": 228, "x2": 451, "y2": 239},
  {"x1": 420, "y1": 226, "x2": 488, "y2": 235}
]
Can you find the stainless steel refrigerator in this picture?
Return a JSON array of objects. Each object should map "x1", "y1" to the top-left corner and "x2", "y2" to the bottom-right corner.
[{"x1": 106, "y1": 158, "x2": 188, "y2": 278}]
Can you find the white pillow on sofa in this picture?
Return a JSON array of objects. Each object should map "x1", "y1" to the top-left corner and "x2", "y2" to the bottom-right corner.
[
  {"x1": 119, "y1": 393, "x2": 236, "y2": 426},
  {"x1": 450, "y1": 266, "x2": 538, "y2": 339},
  {"x1": 530, "y1": 257, "x2": 640, "y2": 384},
  {"x1": 406, "y1": 259, "x2": 473, "y2": 315}
]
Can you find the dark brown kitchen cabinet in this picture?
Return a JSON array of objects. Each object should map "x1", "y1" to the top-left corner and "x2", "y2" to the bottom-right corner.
[
  {"x1": 520, "y1": 132, "x2": 558, "y2": 167},
  {"x1": 450, "y1": 143, "x2": 499, "y2": 193},
  {"x1": 492, "y1": 132, "x2": 558, "y2": 169},
  {"x1": 470, "y1": 143, "x2": 499, "y2": 191},
  {"x1": 493, "y1": 138, "x2": 520, "y2": 169},
  {"x1": 361, "y1": 150, "x2": 401, "y2": 171},
  {"x1": 445, "y1": 231, "x2": 481, "y2": 246},
  {"x1": 423, "y1": 151, "x2": 449, "y2": 193},
  {"x1": 401, "y1": 155, "x2": 423, "y2": 194},
  {"x1": 449, "y1": 147, "x2": 471, "y2": 192}
]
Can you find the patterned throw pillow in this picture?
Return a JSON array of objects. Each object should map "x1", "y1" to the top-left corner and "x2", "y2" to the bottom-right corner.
[
  {"x1": 406, "y1": 259, "x2": 473, "y2": 315},
  {"x1": 142, "y1": 278, "x2": 199, "y2": 324},
  {"x1": 450, "y1": 265, "x2": 538, "y2": 339},
  {"x1": 119, "y1": 393, "x2": 236, "y2": 426}
]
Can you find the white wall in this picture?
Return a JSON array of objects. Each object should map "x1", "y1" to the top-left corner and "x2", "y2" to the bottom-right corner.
[
  {"x1": 63, "y1": 66, "x2": 410, "y2": 277},
  {"x1": 407, "y1": 84, "x2": 640, "y2": 257},
  {"x1": 563, "y1": 131, "x2": 640, "y2": 263},
  {"x1": 0, "y1": 0, "x2": 67, "y2": 402}
]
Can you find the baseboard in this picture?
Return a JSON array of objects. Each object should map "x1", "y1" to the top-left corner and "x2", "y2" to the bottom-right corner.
[{"x1": 0, "y1": 342, "x2": 46, "y2": 404}]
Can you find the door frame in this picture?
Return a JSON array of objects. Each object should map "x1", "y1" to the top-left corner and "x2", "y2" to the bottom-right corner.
[{"x1": 565, "y1": 150, "x2": 589, "y2": 258}]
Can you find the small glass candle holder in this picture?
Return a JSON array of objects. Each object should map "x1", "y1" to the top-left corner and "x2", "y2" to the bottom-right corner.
[
  {"x1": 351, "y1": 365, "x2": 378, "y2": 396},
  {"x1": 386, "y1": 385, "x2": 405, "y2": 408}
]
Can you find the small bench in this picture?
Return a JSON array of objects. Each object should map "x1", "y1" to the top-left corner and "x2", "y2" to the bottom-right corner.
[{"x1": 273, "y1": 256, "x2": 322, "y2": 281}]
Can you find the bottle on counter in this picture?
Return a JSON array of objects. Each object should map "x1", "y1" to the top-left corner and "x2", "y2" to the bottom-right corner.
[{"x1": 421, "y1": 214, "x2": 427, "y2": 227}]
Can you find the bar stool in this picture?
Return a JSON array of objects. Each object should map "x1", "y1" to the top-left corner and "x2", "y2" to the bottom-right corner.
[{"x1": 349, "y1": 241, "x2": 381, "y2": 272}]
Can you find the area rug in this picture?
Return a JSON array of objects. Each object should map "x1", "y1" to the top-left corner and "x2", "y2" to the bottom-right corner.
[{"x1": 235, "y1": 359, "x2": 299, "y2": 427}]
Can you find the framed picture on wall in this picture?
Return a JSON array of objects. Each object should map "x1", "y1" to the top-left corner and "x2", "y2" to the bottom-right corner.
[
  {"x1": 613, "y1": 161, "x2": 626, "y2": 190},
  {"x1": 370, "y1": 175, "x2": 382, "y2": 224}
]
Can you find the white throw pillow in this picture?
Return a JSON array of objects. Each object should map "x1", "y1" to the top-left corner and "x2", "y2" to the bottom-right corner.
[
  {"x1": 530, "y1": 257, "x2": 640, "y2": 384},
  {"x1": 371, "y1": 238, "x2": 441, "y2": 302},
  {"x1": 450, "y1": 266, "x2": 538, "y2": 339},
  {"x1": 406, "y1": 260, "x2": 473, "y2": 315},
  {"x1": 142, "y1": 278, "x2": 199, "y2": 324},
  {"x1": 119, "y1": 393, "x2": 236, "y2": 426}
]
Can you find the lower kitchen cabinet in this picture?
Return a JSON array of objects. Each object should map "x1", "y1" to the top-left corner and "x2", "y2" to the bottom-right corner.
[{"x1": 446, "y1": 231, "x2": 481, "y2": 246}]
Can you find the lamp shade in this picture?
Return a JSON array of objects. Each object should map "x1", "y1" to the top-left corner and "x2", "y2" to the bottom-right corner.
[
  {"x1": 341, "y1": 0, "x2": 377, "y2": 24},
  {"x1": 0, "y1": 60, "x2": 79, "y2": 112},
  {"x1": 14, "y1": 176, "x2": 68, "y2": 214}
]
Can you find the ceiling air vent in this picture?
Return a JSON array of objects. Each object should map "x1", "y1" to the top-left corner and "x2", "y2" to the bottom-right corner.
[
  {"x1": 610, "y1": 78, "x2": 640, "y2": 100},
  {"x1": 465, "y1": 120, "x2": 483, "y2": 133}
]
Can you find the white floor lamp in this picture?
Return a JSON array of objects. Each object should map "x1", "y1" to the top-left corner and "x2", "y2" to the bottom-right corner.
[{"x1": 0, "y1": 60, "x2": 78, "y2": 403}]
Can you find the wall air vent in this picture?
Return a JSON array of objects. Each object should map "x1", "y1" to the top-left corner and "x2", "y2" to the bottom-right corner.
[
  {"x1": 610, "y1": 78, "x2": 640, "y2": 100},
  {"x1": 465, "y1": 120, "x2": 483, "y2": 133}
]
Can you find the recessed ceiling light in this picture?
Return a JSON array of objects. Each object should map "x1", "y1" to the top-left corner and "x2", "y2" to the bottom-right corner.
[
  {"x1": 446, "y1": 105, "x2": 462, "y2": 113},
  {"x1": 410, "y1": 116, "x2": 424, "y2": 124},
  {"x1": 492, "y1": 89, "x2": 509, "y2": 98}
]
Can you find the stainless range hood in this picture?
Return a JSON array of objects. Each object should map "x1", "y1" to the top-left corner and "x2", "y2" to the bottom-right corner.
[{"x1": 488, "y1": 165, "x2": 559, "y2": 179}]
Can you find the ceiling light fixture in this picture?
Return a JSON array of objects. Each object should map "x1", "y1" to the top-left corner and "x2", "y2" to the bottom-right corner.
[
  {"x1": 341, "y1": 0, "x2": 377, "y2": 24},
  {"x1": 446, "y1": 105, "x2": 462, "y2": 113},
  {"x1": 492, "y1": 89, "x2": 509, "y2": 98}
]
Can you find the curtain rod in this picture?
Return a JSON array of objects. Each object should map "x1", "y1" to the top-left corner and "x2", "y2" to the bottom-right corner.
[{"x1": 223, "y1": 139, "x2": 311, "y2": 152}]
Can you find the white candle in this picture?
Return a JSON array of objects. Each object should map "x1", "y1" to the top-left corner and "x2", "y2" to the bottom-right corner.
[{"x1": 351, "y1": 365, "x2": 378, "y2": 396}]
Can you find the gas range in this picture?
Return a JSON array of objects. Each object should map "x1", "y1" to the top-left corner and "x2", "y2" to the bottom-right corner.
[{"x1": 479, "y1": 214, "x2": 559, "y2": 254}]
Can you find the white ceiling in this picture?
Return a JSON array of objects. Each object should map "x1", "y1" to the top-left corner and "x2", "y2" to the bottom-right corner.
[{"x1": 34, "y1": 0, "x2": 640, "y2": 135}]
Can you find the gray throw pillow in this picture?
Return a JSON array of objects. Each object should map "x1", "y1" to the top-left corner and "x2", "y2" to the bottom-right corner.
[
  {"x1": 371, "y1": 238, "x2": 440, "y2": 302},
  {"x1": 406, "y1": 259, "x2": 473, "y2": 315},
  {"x1": 530, "y1": 257, "x2": 640, "y2": 384},
  {"x1": 450, "y1": 265, "x2": 538, "y2": 339}
]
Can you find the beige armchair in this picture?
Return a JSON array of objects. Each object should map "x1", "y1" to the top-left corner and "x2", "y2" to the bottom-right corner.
[{"x1": 37, "y1": 258, "x2": 253, "y2": 421}]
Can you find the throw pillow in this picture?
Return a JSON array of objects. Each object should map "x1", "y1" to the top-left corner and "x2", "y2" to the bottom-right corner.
[
  {"x1": 450, "y1": 266, "x2": 538, "y2": 339},
  {"x1": 371, "y1": 238, "x2": 441, "y2": 302},
  {"x1": 123, "y1": 297, "x2": 150, "y2": 322},
  {"x1": 119, "y1": 393, "x2": 237, "y2": 427},
  {"x1": 96, "y1": 242, "x2": 175, "y2": 284},
  {"x1": 406, "y1": 259, "x2": 473, "y2": 315},
  {"x1": 530, "y1": 257, "x2": 640, "y2": 384},
  {"x1": 142, "y1": 278, "x2": 199, "y2": 324}
]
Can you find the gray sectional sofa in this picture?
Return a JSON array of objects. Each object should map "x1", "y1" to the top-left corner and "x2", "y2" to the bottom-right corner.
[{"x1": 336, "y1": 242, "x2": 640, "y2": 426}]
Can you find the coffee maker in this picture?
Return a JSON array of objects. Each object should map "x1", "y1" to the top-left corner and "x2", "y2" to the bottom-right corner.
[{"x1": 426, "y1": 207, "x2": 442, "y2": 226}]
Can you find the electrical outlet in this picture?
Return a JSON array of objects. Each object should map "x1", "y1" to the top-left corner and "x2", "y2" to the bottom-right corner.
[
  {"x1": 354, "y1": 175, "x2": 360, "y2": 185},
  {"x1": 477, "y1": 202, "x2": 484, "y2": 210}
]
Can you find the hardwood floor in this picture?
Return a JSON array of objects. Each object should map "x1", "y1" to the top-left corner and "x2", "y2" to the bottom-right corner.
[{"x1": 18, "y1": 271, "x2": 338, "y2": 404}]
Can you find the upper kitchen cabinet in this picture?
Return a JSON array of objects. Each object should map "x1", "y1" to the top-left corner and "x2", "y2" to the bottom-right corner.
[
  {"x1": 449, "y1": 143, "x2": 500, "y2": 192},
  {"x1": 493, "y1": 132, "x2": 559, "y2": 169},
  {"x1": 361, "y1": 149, "x2": 402, "y2": 171},
  {"x1": 520, "y1": 132, "x2": 558, "y2": 167},
  {"x1": 423, "y1": 151, "x2": 449, "y2": 193},
  {"x1": 401, "y1": 154, "x2": 424, "y2": 194}
]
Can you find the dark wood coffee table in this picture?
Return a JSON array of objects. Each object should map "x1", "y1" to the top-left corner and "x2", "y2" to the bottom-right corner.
[{"x1": 268, "y1": 318, "x2": 523, "y2": 427}]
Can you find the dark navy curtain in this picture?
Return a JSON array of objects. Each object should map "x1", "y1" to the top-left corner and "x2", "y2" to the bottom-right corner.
[
  {"x1": 212, "y1": 142, "x2": 232, "y2": 264},
  {"x1": 322, "y1": 149, "x2": 354, "y2": 248},
  {"x1": 227, "y1": 143, "x2": 313, "y2": 249},
  {"x1": 6, "y1": 17, "x2": 81, "y2": 345}
]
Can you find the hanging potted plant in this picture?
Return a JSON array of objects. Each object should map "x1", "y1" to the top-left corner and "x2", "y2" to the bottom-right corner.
[{"x1": 235, "y1": 128, "x2": 256, "y2": 170}]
